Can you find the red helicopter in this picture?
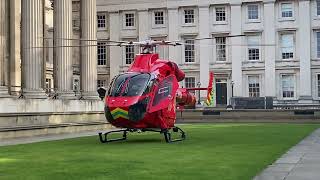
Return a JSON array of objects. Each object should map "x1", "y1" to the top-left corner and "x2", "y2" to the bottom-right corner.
[{"x1": 97, "y1": 40, "x2": 215, "y2": 143}]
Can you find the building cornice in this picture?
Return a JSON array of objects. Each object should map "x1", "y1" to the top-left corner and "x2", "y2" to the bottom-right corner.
[
  {"x1": 263, "y1": 0, "x2": 276, "y2": 5},
  {"x1": 108, "y1": 10, "x2": 119, "y2": 14}
]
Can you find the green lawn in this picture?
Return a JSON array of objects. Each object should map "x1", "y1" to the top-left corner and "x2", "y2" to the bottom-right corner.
[{"x1": 0, "y1": 124, "x2": 318, "y2": 180}]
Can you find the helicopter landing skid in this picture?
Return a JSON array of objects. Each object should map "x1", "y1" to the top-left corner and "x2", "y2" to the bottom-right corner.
[
  {"x1": 163, "y1": 126, "x2": 186, "y2": 143},
  {"x1": 98, "y1": 126, "x2": 186, "y2": 143},
  {"x1": 98, "y1": 129, "x2": 128, "y2": 143}
]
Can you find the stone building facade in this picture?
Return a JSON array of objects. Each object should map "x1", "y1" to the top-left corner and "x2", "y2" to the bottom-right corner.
[
  {"x1": 0, "y1": 0, "x2": 103, "y2": 113},
  {"x1": 95, "y1": 0, "x2": 320, "y2": 106},
  {"x1": 0, "y1": 0, "x2": 320, "y2": 113}
]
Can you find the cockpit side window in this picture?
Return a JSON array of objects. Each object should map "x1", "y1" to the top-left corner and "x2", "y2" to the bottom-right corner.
[
  {"x1": 107, "y1": 77, "x2": 116, "y2": 96},
  {"x1": 143, "y1": 76, "x2": 156, "y2": 95},
  {"x1": 109, "y1": 73, "x2": 151, "y2": 97}
]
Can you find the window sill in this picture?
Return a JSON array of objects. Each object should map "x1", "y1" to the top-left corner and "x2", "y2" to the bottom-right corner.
[
  {"x1": 277, "y1": 59, "x2": 297, "y2": 62},
  {"x1": 181, "y1": 24, "x2": 196, "y2": 27},
  {"x1": 215, "y1": 60, "x2": 229, "y2": 63},
  {"x1": 152, "y1": 24, "x2": 167, "y2": 29},
  {"x1": 280, "y1": 97, "x2": 297, "y2": 101},
  {"x1": 122, "y1": 26, "x2": 137, "y2": 30},
  {"x1": 97, "y1": 28, "x2": 107, "y2": 32},
  {"x1": 278, "y1": 18, "x2": 295, "y2": 22},
  {"x1": 213, "y1": 21, "x2": 228, "y2": 25},
  {"x1": 246, "y1": 19, "x2": 261, "y2": 24},
  {"x1": 313, "y1": 16, "x2": 320, "y2": 20},
  {"x1": 245, "y1": 60, "x2": 262, "y2": 62}
]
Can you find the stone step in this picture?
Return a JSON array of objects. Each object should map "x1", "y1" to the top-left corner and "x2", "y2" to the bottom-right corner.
[{"x1": 0, "y1": 121, "x2": 112, "y2": 140}]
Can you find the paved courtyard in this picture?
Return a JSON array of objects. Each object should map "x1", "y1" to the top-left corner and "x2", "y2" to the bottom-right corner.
[{"x1": 254, "y1": 128, "x2": 320, "y2": 180}]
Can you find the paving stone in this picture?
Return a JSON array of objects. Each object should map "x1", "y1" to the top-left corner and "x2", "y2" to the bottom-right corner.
[
  {"x1": 253, "y1": 172, "x2": 287, "y2": 180},
  {"x1": 253, "y1": 128, "x2": 320, "y2": 180},
  {"x1": 263, "y1": 163, "x2": 295, "y2": 173}
]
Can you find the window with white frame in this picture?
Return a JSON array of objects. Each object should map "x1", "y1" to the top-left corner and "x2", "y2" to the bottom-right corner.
[
  {"x1": 318, "y1": 74, "x2": 320, "y2": 97},
  {"x1": 281, "y1": 33, "x2": 294, "y2": 59},
  {"x1": 97, "y1": 80, "x2": 106, "y2": 88},
  {"x1": 247, "y1": 4, "x2": 259, "y2": 20},
  {"x1": 125, "y1": 45, "x2": 135, "y2": 64},
  {"x1": 185, "y1": 39, "x2": 195, "y2": 62},
  {"x1": 317, "y1": 32, "x2": 320, "y2": 58},
  {"x1": 216, "y1": 37, "x2": 226, "y2": 61},
  {"x1": 185, "y1": 77, "x2": 196, "y2": 88},
  {"x1": 185, "y1": 77, "x2": 196, "y2": 94},
  {"x1": 125, "y1": 13, "x2": 135, "y2": 27},
  {"x1": 97, "y1": 42, "x2": 107, "y2": 66},
  {"x1": 248, "y1": 76, "x2": 260, "y2": 97},
  {"x1": 97, "y1": 14, "x2": 106, "y2": 28},
  {"x1": 317, "y1": 0, "x2": 320, "y2": 16},
  {"x1": 215, "y1": 7, "x2": 226, "y2": 22},
  {"x1": 281, "y1": 74, "x2": 295, "y2": 98},
  {"x1": 154, "y1": 11, "x2": 164, "y2": 25},
  {"x1": 281, "y1": 3, "x2": 293, "y2": 18},
  {"x1": 184, "y1": 9, "x2": 195, "y2": 24},
  {"x1": 247, "y1": 35, "x2": 260, "y2": 61}
]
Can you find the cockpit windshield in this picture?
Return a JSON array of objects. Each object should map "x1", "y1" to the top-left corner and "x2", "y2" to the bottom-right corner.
[{"x1": 108, "y1": 73, "x2": 152, "y2": 97}]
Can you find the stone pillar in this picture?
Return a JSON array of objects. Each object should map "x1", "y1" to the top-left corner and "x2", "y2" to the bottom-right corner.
[
  {"x1": 0, "y1": 0, "x2": 9, "y2": 96},
  {"x1": 199, "y1": 6, "x2": 210, "y2": 98},
  {"x1": 298, "y1": 0, "x2": 312, "y2": 102},
  {"x1": 264, "y1": 1, "x2": 276, "y2": 97},
  {"x1": 9, "y1": 0, "x2": 21, "y2": 96},
  {"x1": 168, "y1": 8, "x2": 181, "y2": 64},
  {"x1": 21, "y1": 0, "x2": 46, "y2": 98},
  {"x1": 138, "y1": 9, "x2": 149, "y2": 41},
  {"x1": 80, "y1": 0, "x2": 98, "y2": 99},
  {"x1": 109, "y1": 11, "x2": 121, "y2": 78},
  {"x1": 230, "y1": 3, "x2": 243, "y2": 97},
  {"x1": 54, "y1": 0, "x2": 74, "y2": 98}
]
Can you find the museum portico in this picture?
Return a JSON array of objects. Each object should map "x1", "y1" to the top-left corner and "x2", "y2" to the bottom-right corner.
[
  {"x1": 0, "y1": 0, "x2": 103, "y2": 113},
  {"x1": 0, "y1": 0, "x2": 98, "y2": 100}
]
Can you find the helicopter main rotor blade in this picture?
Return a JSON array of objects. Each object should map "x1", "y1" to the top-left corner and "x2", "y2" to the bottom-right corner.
[
  {"x1": 30, "y1": 43, "x2": 134, "y2": 49},
  {"x1": 195, "y1": 34, "x2": 246, "y2": 40},
  {"x1": 41, "y1": 37, "x2": 127, "y2": 44}
]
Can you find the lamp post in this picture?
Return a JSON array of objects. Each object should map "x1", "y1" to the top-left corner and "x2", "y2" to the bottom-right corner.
[
  {"x1": 231, "y1": 81, "x2": 234, "y2": 98},
  {"x1": 197, "y1": 82, "x2": 201, "y2": 105},
  {"x1": 227, "y1": 80, "x2": 235, "y2": 110}
]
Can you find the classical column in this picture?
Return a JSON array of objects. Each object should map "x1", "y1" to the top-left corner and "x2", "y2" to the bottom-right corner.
[
  {"x1": 264, "y1": 1, "x2": 276, "y2": 97},
  {"x1": 230, "y1": 3, "x2": 243, "y2": 97},
  {"x1": 80, "y1": 0, "x2": 98, "y2": 99},
  {"x1": 199, "y1": 6, "x2": 211, "y2": 99},
  {"x1": 109, "y1": 11, "x2": 121, "y2": 79},
  {"x1": 0, "y1": 0, "x2": 9, "y2": 97},
  {"x1": 21, "y1": 0, "x2": 46, "y2": 98},
  {"x1": 298, "y1": 0, "x2": 312, "y2": 102},
  {"x1": 9, "y1": 0, "x2": 21, "y2": 96},
  {"x1": 54, "y1": 0, "x2": 74, "y2": 98}
]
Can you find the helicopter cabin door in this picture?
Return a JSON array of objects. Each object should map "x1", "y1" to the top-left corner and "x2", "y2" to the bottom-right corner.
[{"x1": 148, "y1": 75, "x2": 179, "y2": 113}]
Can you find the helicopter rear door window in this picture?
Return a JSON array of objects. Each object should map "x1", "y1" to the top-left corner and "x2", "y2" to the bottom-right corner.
[{"x1": 148, "y1": 75, "x2": 178, "y2": 113}]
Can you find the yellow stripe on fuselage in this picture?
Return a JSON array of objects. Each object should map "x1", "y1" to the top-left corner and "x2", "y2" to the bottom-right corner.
[{"x1": 111, "y1": 108, "x2": 128, "y2": 115}]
